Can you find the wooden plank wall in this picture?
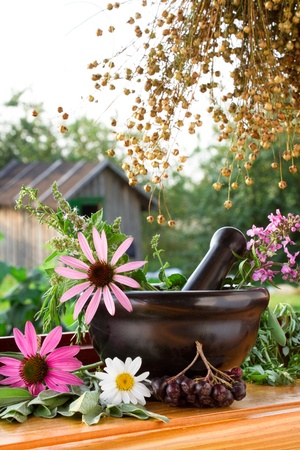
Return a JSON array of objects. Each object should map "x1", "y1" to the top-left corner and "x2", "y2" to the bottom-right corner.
[
  {"x1": 0, "y1": 208, "x2": 57, "y2": 269},
  {"x1": 0, "y1": 170, "x2": 144, "y2": 269}
]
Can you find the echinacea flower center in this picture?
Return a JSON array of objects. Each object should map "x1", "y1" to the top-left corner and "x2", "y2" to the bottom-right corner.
[
  {"x1": 21, "y1": 355, "x2": 48, "y2": 385},
  {"x1": 88, "y1": 261, "x2": 114, "y2": 287},
  {"x1": 115, "y1": 372, "x2": 135, "y2": 391}
]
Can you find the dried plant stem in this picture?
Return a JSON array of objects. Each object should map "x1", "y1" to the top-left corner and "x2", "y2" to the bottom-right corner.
[{"x1": 167, "y1": 341, "x2": 233, "y2": 388}]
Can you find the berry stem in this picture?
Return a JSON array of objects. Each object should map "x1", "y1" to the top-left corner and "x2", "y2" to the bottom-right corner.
[
  {"x1": 195, "y1": 341, "x2": 233, "y2": 387},
  {"x1": 167, "y1": 341, "x2": 234, "y2": 388},
  {"x1": 167, "y1": 346, "x2": 200, "y2": 383}
]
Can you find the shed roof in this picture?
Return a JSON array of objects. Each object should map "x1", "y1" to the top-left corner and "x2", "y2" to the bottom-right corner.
[{"x1": 0, "y1": 160, "x2": 154, "y2": 209}]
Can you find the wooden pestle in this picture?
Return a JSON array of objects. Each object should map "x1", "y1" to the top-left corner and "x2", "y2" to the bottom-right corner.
[{"x1": 182, "y1": 227, "x2": 247, "y2": 291}]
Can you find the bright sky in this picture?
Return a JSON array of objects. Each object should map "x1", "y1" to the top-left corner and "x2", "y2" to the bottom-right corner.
[
  {"x1": 0, "y1": 0, "x2": 109, "y2": 118},
  {"x1": 0, "y1": 0, "x2": 213, "y2": 159}
]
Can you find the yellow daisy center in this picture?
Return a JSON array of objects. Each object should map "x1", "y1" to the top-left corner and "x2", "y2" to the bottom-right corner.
[
  {"x1": 88, "y1": 261, "x2": 114, "y2": 287},
  {"x1": 115, "y1": 372, "x2": 135, "y2": 391},
  {"x1": 21, "y1": 355, "x2": 48, "y2": 384}
]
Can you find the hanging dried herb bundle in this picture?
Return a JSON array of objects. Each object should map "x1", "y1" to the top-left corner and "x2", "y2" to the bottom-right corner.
[{"x1": 64, "y1": 1, "x2": 300, "y2": 219}]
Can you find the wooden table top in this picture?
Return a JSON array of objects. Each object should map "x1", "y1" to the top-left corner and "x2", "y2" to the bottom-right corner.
[{"x1": 1, "y1": 382, "x2": 300, "y2": 450}]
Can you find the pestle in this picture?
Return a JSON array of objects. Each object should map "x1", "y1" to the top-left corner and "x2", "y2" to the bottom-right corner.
[{"x1": 182, "y1": 226, "x2": 247, "y2": 291}]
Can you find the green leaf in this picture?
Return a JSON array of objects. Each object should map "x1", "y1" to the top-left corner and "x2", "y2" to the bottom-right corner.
[
  {"x1": 34, "y1": 404, "x2": 58, "y2": 418},
  {"x1": 69, "y1": 391, "x2": 100, "y2": 414},
  {"x1": 0, "y1": 261, "x2": 11, "y2": 284},
  {"x1": 165, "y1": 273, "x2": 187, "y2": 290},
  {"x1": 106, "y1": 403, "x2": 169, "y2": 423},
  {"x1": 90, "y1": 209, "x2": 104, "y2": 228},
  {"x1": 82, "y1": 405, "x2": 106, "y2": 425},
  {"x1": 43, "y1": 251, "x2": 59, "y2": 263},
  {"x1": 56, "y1": 403, "x2": 77, "y2": 417},
  {"x1": 158, "y1": 263, "x2": 170, "y2": 283},
  {"x1": 28, "y1": 390, "x2": 72, "y2": 407},
  {"x1": 0, "y1": 352, "x2": 23, "y2": 360},
  {"x1": 1, "y1": 411, "x2": 28, "y2": 423},
  {"x1": 0, "y1": 387, "x2": 32, "y2": 406},
  {"x1": 106, "y1": 404, "x2": 123, "y2": 417},
  {"x1": 268, "y1": 307, "x2": 287, "y2": 346},
  {"x1": 69, "y1": 384, "x2": 91, "y2": 396},
  {"x1": 249, "y1": 364, "x2": 265, "y2": 375},
  {"x1": 9, "y1": 266, "x2": 28, "y2": 282},
  {"x1": 282, "y1": 346, "x2": 290, "y2": 357},
  {"x1": 0, "y1": 400, "x2": 33, "y2": 422},
  {"x1": 119, "y1": 404, "x2": 169, "y2": 423}
]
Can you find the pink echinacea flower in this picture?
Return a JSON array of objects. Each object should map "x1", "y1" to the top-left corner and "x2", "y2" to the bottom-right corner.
[
  {"x1": 0, "y1": 321, "x2": 83, "y2": 396},
  {"x1": 55, "y1": 227, "x2": 146, "y2": 323}
]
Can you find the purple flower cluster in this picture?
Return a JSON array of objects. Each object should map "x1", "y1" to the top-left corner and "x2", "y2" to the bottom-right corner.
[{"x1": 246, "y1": 210, "x2": 300, "y2": 285}]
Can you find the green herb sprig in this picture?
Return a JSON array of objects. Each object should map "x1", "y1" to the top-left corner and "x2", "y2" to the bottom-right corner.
[{"x1": 242, "y1": 303, "x2": 300, "y2": 386}]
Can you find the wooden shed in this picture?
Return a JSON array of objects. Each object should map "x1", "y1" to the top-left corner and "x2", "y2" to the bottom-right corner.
[{"x1": 0, "y1": 159, "x2": 153, "y2": 269}]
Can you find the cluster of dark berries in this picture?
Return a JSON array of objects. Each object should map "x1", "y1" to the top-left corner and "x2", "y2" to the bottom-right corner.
[{"x1": 151, "y1": 366, "x2": 246, "y2": 409}]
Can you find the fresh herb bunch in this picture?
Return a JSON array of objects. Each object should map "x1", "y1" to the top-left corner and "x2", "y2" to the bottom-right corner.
[
  {"x1": 15, "y1": 183, "x2": 153, "y2": 337},
  {"x1": 242, "y1": 303, "x2": 300, "y2": 386}
]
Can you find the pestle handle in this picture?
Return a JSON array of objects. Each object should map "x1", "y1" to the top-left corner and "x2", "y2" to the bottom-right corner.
[{"x1": 182, "y1": 227, "x2": 247, "y2": 291}]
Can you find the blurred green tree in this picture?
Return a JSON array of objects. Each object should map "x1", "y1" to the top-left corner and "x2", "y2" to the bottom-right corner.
[{"x1": 0, "y1": 93, "x2": 114, "y2": 168}]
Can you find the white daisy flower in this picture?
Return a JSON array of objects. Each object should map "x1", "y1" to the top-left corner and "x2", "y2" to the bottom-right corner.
[{"x1": 96, "y1": 356, "x2": 151, "y2": 406}]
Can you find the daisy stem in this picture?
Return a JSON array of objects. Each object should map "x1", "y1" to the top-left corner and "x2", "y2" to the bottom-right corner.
[{"x1": 77, "y1": 361, "x2": 104, "y2": 372}]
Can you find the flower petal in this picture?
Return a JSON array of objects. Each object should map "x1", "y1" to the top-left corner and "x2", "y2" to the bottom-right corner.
[
  {"x1": 100, "y1": 389, "x2": 122, "y2": 406},
  {"x1": 114, "y1": 260, "x2": 146, "y2": 273},
  {"x1": 0, "y1": 377, "x2": 25, "y2": 387},
  {"x1": 13, "y1": 322, "x2": 37, "y2": 357},
  {"x1": 103, "y1": 285, "x2": 116, "y2": 315},
  {"x1": 121, "y1": 390, "x2": 131, "y2": 404},
  {"x1": 93, "y1": 228, "x2": 107, "y2": 262},
  {"x1": 24, "y1": 321, "x2": 39, "y2": 355},
  {"x1": 40, "y1": 326, "x2": 62, "y2": 357},
  {"x1": 124, "y1": 357, "x2": 133, "y2": 372},
  {"x1": 0, "y1": 365, "x2": 21, "y2": 377},
  {"x1": 73, "y1": 285, "x2": 95, "y2": 319},
  {"x1": 45, "y1": 370, "x2": 84, "y2": 386},
  {"x1": 60, "y1": 281, "x2": 91, "y2": 303},
  {"x1": 101, "y1": 229, "x2": 108, "y2": 261},
  {"x1": 84, "y1": 287, "x2": 102, "y2": 324},
  {"x1": 45, "y1": 378, "x2": 70, "y2": 392},
  {"x1": 30, "y1": 383, "x2": 46, "y2": 396},
  {"x1": 125, "y1": 356, "x2": 141, "y2": 374},
  {"x1": 59, "y1": 255, "x2": 89, "y2": 271},
  {"x1": 78, "y1": 232, "x2": 95, "y2": 264},
  {"x1": 131, "y1": 384, "x2": 151, "y2": 404},
  {"x1": 110, "y1": 237, "x2": 134, "y2": 266},
  {"x1": 46, "y1": 356, "x2": 82, "y2": 371},
  {"x1": 113, "y1": 274, "x2": 141, "y2": 288},
  {"x1": 109, "y1": 283, "x2": 133, "y2": 312},
  {"x1": 103, "y1": 357, "x2": 123, "y2": 377},
  {"x1": 55, "y1": 267, "x2": 88, "y2": 280},
  {"x1": 135, "y1": 372, "x2": 150, "y2": 382},
  {"x1": 110, "y1": 357, "x2": 126, "y2": 373},
  {"x1": 0, "y1": 357, "x2": 22, "y2": 367},
  {"x1": 46, "y1": 345, "x2": 81, "y2": 360}
]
